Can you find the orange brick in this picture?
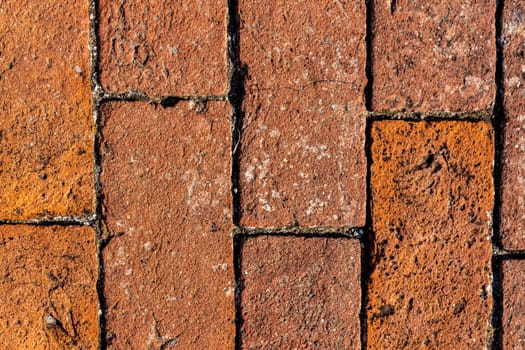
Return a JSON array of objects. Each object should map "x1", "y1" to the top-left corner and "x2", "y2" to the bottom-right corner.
[
  {"x1": 371, "y1": 0, "x2": 496, "y2": 112},
  {"x1": 0, "y1": 0, "x2": 94, "y2": 220},
  {"x1": 98, "y1": 0, "x2": 227, "y2": 96},
  {"x1": 240, "y1": 236, "x2": 361, "y2": 349},
  {"x1": 239, "y1": 0, "x2": 367, "y2": 227},
  {"x1": 100, "y1": 101, "x2": 234, "y2": 349},
  {"x1": 0, "y1": 225, "x2": 99, "y2": 349},
  {"x1": 368, "y1": 121, "x2": 493, "y2": 349}
]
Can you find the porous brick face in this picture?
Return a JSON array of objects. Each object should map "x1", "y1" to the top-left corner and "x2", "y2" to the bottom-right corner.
[
  {"x1": 368, "y1": 121, "x2": 494, "y2": 349},
  {"x1": 240, "y1": 236, "x2": 361, "y2": 349},
  {"x1": 0, "y1": 0, "x2": 94, "y2": 220},
  {"x1": 239, "y1": 0, "x2": 367, "y2": 227},
  {"x1": 370, "y1": 0, "x2": 496, "y2": 112},
  {"x1": 4, "y1": 1, "x2": 525, "y2": 348},
  {"x1": 501, "y1": 0, "x2": 525, "y2": 249},
  {"x1": 98, "y1": 0, "x2": 227, "y2": 96},
  {"x1": 0, "y1": 225, "x2": 98, "y2": 349},
  {"x1": 100, "y1": 101, "x2": 234, "y2": 349},
  {"x1": 503, "y1": 260, "x2": 525, "y2": 349}
]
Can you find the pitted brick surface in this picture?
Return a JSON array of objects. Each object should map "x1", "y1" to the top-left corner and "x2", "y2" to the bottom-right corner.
[
  {"x1": 240, "y1": 236, "x2": 361, "y2": 349},
  {"x1": 98, "y1": 0, "x2": 227, "y2": 96},
  {"x1": 100, "y1": 101, "x2": 234, "y2": 349},
  {"x1": 501, "y1": 0, "x2": 525, "y2": 249},
  {"x1": 239, "y1": 0, "x2": 367, "y2": 227},
  {"x1": 0, "y1": 226, "x2": 98, "y2": 349},
  {"x1": 370, "y1": 0, "x2": 495, "y2": 112},
  {"x1": 368, "y1": 121, "x2": 494, "y2": 349},
  {"x1": 0, "y1": 0, "x2": 94, "y2": 220}
]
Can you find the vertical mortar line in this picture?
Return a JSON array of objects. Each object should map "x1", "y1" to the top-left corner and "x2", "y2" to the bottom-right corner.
[
  {"x1": 493, "y1": 0, "x2": 505, "y2": 259},
  {"x1": 491, "y1": 0, "x2": 505, "y2": 349},
  {"x1": 227, "y1": 0, "x2": 245, "y2": 348},
  {"x1": 228, "y1": 0, "x2": 243, "y2": 226},
  {"x1": 88, "y1": 0, "x2": 107, "y2": 349},
  {"x1": 361, "y1": 1, "x2": 375, "y2": 349}
]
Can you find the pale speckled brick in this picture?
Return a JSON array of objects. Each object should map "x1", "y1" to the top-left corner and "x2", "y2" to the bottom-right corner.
[
  {"x1": 240, "y1": 236, "x2": 361, "y2": 349},
  {"x1": 239, "y1": 0, "x2": 367, "y2": 227},
  {"x1": 503, "y1": 260, "x2": 525, "y2": 349},
  {"x1": 501, "y1": 0, "x2": 525, "y2": 249},
  {"x1": 98, "y1": 0, "x2": 228, "y2": 96},
  {"x1": 370, "y1": 0, "x2": 495, "y2": 112},
  {"x1": 100, "y1": 101, "x2": 234, "y2": 349}
]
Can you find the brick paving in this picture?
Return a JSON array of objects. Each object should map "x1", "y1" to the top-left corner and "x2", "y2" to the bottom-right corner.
[{"x1": 1, "y1": 1, "x2": 524, "y2": 348}]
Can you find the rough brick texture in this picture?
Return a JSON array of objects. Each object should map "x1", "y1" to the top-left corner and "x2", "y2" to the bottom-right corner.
[
  {"x1": 370, "y1": 0, "x2": 496, "y2": 112},
  {"x1": 368, "y1": 121, "x2": 494, "y2": 349},
  {"x1": 501, "y1": 0, "x2": 525, "y2": 249},
  {"x1": 0, "y1": 225, "x2": 98, "y2": 349},
  {"x1": 98, "y1": 0, "x2": 227, "y2": 96},
  {"x1": 240, "y1": 236, "x2": 361, "y2": 349},
  {"x1": 100, "y1": 101, "x2": 234, "y2": 349},
  {"x1": 503, "y1": 260, "x2": 525, "y2": 349},
  {"x1": 239, "y1": 0, "x2": 367, "y2": 227},
  {"x1": 0, "y1": 0, "x2": 94, "y2": 220}
]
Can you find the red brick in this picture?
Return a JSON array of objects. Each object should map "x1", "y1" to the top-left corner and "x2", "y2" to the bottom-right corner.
[
  {"x1": 240, "y1": 236, "x2": 361, "y2": 349},
  {"x1": 501, "y1": 0, "x2": 525, "y2": 249},
  {"x1": 100, "y1": 101, "x2": 234, "y2": 349},
  {"x1": 0, "y1": 0, "x2": 94, "y2": 220},
  {"x1": 98, "y1": 1, "x2": 227, "y2": 96},
  {"x1": 0, "y1": 225, "x2": 98, "y2": 349},
  {"x1": 370, "y1": 0, "x2": 496, "y2": 112},
  {"x1": 368, "y1": 121, "x2": 494, "y2": 349},
  {"x1": 502, "y1": 260, "x2": 525, "y2": 349},
  {"x1": 239, "y1": 0, "x2": 367, "y2": 227}
]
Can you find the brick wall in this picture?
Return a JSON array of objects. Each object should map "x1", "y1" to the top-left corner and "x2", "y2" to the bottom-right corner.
[{"x1": 1, "y1": 0, "x2": 524, "y2": 349}]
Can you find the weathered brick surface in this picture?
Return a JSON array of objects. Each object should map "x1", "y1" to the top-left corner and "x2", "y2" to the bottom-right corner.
[
  {"x1": 501, "y1": 0, "x2": 525, "y2": 249},
  {"x1": 239, "y1": 0, "x2": 367, "y2": 227},
  {"x1": 370, "y1": 0, "x2": 495, "y2": 112},
  {"x1": 100, "y1": 101, "x2": 234, "y2": 349},
  {"x1": 0, "y1": 225, "x2": 98, "y2": 349},
  {"x1": 503, "y1": 260, "x2": 525, "y2": 349},
  {"x1": 0, "y1": 0, "x2": 94, "y2": 220},
  {"x1": 368, "y1": 121, "x2": 494, "y2": 349},
  {"x1": 240, "y1": 236, "x2": 361, "y2": 349},
  {"x1": 98, "y1": 0, "x2": 227, "y2": 96}
]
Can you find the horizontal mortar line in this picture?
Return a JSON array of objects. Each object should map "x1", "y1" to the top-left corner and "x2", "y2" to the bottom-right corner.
[
  {"x1": 93, "y1": 87, "x2": 228, "y2": 105},
  {"x1": 233, "y1": 225, "x2": 364, "y2": 238},
  {"x1": 0, "y1": 215, "x2": 96, "y2": 226},
  {"x1": 493, "y1": 247, "x2": 525, "y2": 259},
  {"x1": 366, "y1": 109, "x2": 492, "y2": 122}
]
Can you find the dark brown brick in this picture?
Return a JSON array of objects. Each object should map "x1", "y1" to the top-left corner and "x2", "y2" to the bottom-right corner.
[
  {"x1": 100, "y1": 101, "x2": 234, "y2": 349},
  {"x1": 368, "y1": 121, "x2": 494, "y2": 349},
  {"x1": 503, "y1": 260, "x2": 525, "y2": 349},
  {"x1": 239, "y1": 0, "x2": 367, "y2": 227},
  {"x1": 501, "y1": 0, "x2": 525, "y2": 249},
  {"x1": 98, "y1": 0, "x2": 227, "y2": 96},
  {"x1": 0, "y1": 225, "x2": 98, "y2": 349},
  {"x1": 370, "y1": 0, "x2": 496, "y2": 112},
  {"x1": 240, "y1": 236, "x2": 361, "y2": 349},
  {"x1": 0, "y1": 0, "x2": 94, "y2": 220}
]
